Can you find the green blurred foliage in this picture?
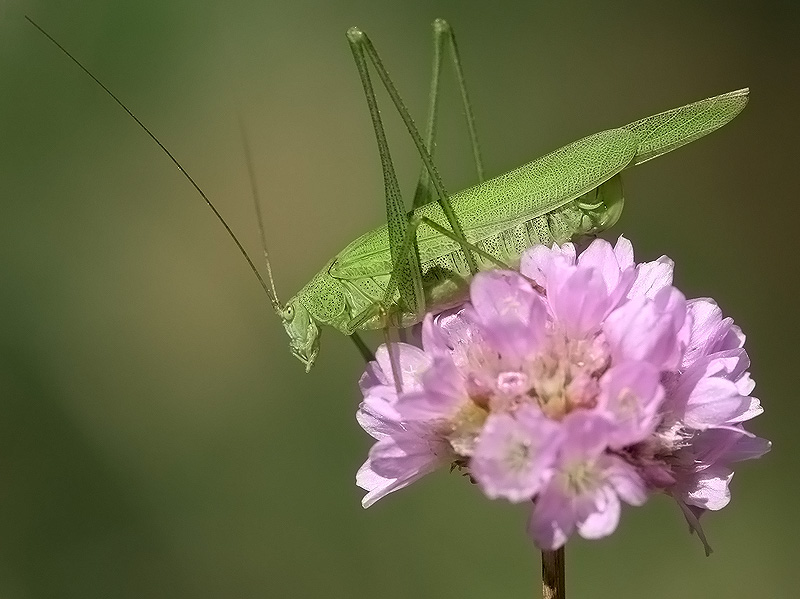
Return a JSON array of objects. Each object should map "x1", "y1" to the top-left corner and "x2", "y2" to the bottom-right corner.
[{"x1": 0, "y1": 0, "x2": 798, "y2": 597}]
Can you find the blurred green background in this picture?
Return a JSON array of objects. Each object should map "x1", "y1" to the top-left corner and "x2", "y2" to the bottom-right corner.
[{"x1": 0, "y1": 1, "x2": 797, "y2": 597}]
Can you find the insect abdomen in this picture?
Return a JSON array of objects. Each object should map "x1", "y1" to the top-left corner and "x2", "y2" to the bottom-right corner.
[{"x1": 426, "y1": 201, "x2": 585, "y2": 276}]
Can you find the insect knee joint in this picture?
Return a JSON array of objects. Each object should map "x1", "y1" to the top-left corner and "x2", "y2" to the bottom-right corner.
[
  {"x1": 346, "y1": 27, "x2": 365, "y2": 43},
  {"x1": 432, "y1": 18, "x2": 451, "y2": 34}
]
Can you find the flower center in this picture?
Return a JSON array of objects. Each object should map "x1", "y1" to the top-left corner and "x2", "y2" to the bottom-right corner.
[
  {"x1": 504, "y1": 438, "x2": 534, "y2": 473},
  {"x1": 496, "y1": 371, "x2": 529, "y2": 396},
  {"x1": 530, "y1": 334, "x2": 609, "y2": 419},
  {"x1": 448, "y1": 401, "x2": 489, "y2": 456},
  {"x1": 561, "y1": 460, "x2": 601, "y2": 496},
  {"x1": 460, "y1": 330, "x2": 610, "y2": 421}
]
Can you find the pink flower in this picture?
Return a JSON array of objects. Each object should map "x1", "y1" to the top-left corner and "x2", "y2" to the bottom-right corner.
[
  {"x1": 528, "y1": 413, "x2": 647, "y2": 549},
  {"x1": 471, "y1": 405, "x2": 563, "y2": 502},
  {"x1": 356, "y1": 344, "x2": 452, "y2": 508},
  {"x1": 355, "y1": 236, "x2": 770, "y2": 552}
]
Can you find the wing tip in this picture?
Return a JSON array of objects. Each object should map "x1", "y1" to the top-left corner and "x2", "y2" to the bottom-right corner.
[{"x1": 720, "y1": 87, "x2": 750, "y2": 105}]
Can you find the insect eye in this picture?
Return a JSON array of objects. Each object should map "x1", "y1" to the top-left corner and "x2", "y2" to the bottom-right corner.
[{"x1": 284, "y1": 305, "x2": 295, "y2": 320}]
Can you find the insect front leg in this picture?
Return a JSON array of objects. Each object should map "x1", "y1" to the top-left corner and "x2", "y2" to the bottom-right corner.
[
  {"x1": 345, "y1": 215, "x2": 429, "y2": 335},
  {"x1": 345, "y1": 303, "x2": 405, "y2": 392},
  {"x1": 350, "y1": 332, "x2": 375, "y2": 363}
]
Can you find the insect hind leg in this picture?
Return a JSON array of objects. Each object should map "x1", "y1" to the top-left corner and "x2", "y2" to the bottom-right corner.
[
  {"x1": 413, "y1": 19, "x2": 484, "y2": 209},
  {"x1": 346, "y1": 25, "x2": 479, "y2": 284}
]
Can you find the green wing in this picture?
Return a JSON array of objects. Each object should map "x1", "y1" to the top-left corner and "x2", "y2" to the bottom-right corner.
[
  {"x1": 427, "y1": 128, "x2": 639, "y2": 232},
  {"x1": 332, "y1": 88, "x2": 749, "y2": 280},
  {"x1": 333, "y1": 128, "x2": 638, "y2": 278},
  {"x1": 623, "y1": 88, "x2": 749, "y2": 165}
]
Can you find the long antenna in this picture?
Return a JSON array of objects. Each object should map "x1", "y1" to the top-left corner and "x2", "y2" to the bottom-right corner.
[
  {"x1": 25, "y1": 16, "x2": 278, "y2": 307},
  {"x1": 237, "y1": 112, "x2": 281, "y2": 313}
]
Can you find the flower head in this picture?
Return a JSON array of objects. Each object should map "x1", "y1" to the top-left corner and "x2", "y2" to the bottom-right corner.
[{"x1": 356, "y1": 236, "x2": 769, "y2": 552}]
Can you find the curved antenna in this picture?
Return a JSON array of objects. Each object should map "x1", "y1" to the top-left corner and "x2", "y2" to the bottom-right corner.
[
  {"x1": 237, "y1": 112, "x2": 281, "y2": 312},
  {"x1": 26, "y1": 16, "x2": 276, "y2": 305}
]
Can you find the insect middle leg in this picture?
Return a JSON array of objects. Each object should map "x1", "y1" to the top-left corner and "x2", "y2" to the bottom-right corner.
[{"x1": 345, "y1": 213, "x2": 510, "y2": 335}]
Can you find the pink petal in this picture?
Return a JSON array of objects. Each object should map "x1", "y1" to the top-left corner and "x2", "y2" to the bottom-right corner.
[
  {"x1": 560, "y1": 411, "x2": 611, "y2": 459},
  {"x1": 471, "y1": 406, "x2": 562, "y2": 503},
  {"x1": 520, "y1": 242, "x2": 576, "y2": 287},
  {"x1": 578, "y1": 238, "x2": 639, "y2": 309},
  {"x1": 576, "y1": 486, "x2": 621, "y2": 540},
  {"x1": 357, "y1": 416, "x2": 451, "y2": 508},
  {"x1": 423, "y1": 306, "x2": 477, "y2": 355},
  {"x1": 356, "y1": 461, "x2": 395, "y2": 506},
  {"x1": 604, "y1": 456, "x2": 648, "y2": 506},
  {"x1": 357, "y1": 453, "x2": 438, "y2": 508},
  {"x1": 604, "y1": 288, "x2": 687, "y2": 370},
  {"x1": 359, "y1": 360, "x2": 386, "y2": 394},
  {"x1": 599, "y1": 361, "x2": 664, "y2": 448},
  {"x1": 684, "y1": 378, "x2": 752, "y2": 429},
  {"x1": 683, "y1": 299, "x2": 745, "y2": 368},
  {"x1": 397, "y1": 357, "x2": 466, "y2": 421},
  {"x1": 629, "y1": 256, "x2": 674, "y2": 299},
  {"x1": 724, "y1": 433, "x2": 772, "y2": 462},
  {"x1": 692, "y1": 428, "x2": 771, "y2": 465},
  {"x1": 736, "y1": 372, "x2": 756, "y2": 397},
  {"x1": 421, "y1": 312, "x2": 451, "y2": 355},
  {"x1": 613, "y1": 236, "x2": 635, "y2": 269},
  {"x1": 374, "y1": 343, "x2": 431, "y2": 393},
  {"x1": 470, "y1": 270, "x2": 537, "y2": 324},
  {"x1": 549, "y1": 267, "x2": 611, "y2": 337},
  {"x1": 577, "y1": 238, "x2": 623, "y2": 290},
  {"x1": 395, "y1": 390, "x2": 456, "y2": 422},
  {"x1": 468, "y1": 270, "x2": 547, "y2": 359},
  {"x1": 528, "y1": 484, "x2": 575, "y2": 550},
  {"x1": 729, "y1": 396, "x2": 763, "y2": 423},
  {"x1": 684, "y1": 465, "x2": 733, "y2": 511},
  {"x1": 356, "y1": 403, "x2": 401, "y2": 440}
]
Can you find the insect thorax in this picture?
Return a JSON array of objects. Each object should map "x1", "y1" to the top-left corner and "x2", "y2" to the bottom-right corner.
[{"x1": 295, "y1": 264, "x2": 349, "y2": 333}]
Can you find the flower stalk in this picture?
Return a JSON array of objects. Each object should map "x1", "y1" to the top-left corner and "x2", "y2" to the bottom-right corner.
[{"x1": 541, "y1": 548, "x2": 565, "y2": 599}]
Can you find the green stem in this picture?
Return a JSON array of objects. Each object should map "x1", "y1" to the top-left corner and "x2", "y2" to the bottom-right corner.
[{"x1": 541, "y1": 547, "x2": 565, "y2": 599}]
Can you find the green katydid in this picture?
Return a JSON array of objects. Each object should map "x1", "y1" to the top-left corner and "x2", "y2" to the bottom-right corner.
[
  {"x1": 279, "y1": 23, "x2": 748, "y2": 370},
  {"x1": 28, "y1": 17, "x2": 748, "y2": 373}
]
